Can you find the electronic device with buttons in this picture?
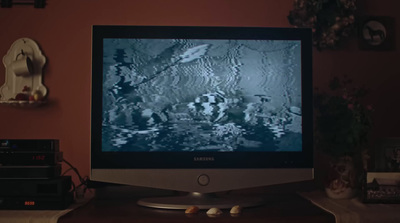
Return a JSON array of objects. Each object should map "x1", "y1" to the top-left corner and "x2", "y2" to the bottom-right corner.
[{"x1": 0, "y1": 139, "x2": 71, "y2": 210}]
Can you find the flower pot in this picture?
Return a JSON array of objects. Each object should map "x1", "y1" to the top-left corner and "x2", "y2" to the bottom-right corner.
[
  {"x1": 325, "y1": 179, "x2": 357, "y2": 199},
  {"x1": 324, "y1": 155, "x2": 359, "y2": 199}
]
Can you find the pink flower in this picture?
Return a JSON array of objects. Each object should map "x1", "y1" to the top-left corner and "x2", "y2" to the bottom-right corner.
[{"x1": 347, "y1": 104, "x2": 354, "y2": 110}]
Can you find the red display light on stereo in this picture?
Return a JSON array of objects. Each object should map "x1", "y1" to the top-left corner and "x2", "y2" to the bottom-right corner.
[{"x1": 24, "y1": 201, "x2": 35, "y2": 206}]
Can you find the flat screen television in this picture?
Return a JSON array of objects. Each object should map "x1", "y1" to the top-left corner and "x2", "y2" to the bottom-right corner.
[{"x1": 90, "y1": 25, "x2": 313, "y2": 209}]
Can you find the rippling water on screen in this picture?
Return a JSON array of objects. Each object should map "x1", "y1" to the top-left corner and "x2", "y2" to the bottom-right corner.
[{"x1": 101, "y1": 39, "x2": 302, "y2": 152}]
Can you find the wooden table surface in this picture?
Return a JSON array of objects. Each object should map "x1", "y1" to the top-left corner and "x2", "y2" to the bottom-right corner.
[{"x1": 59, "y1": 183, "x2": 335, "y2": 223}]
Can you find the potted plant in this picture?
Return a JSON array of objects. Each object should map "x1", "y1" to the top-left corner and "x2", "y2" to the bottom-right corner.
[
  {"x1": 287, "y1": 0, "x2": 357, "y2": 50},
  {"x1": 314, "y1": 75, "x2": 373, "y2": 198}
]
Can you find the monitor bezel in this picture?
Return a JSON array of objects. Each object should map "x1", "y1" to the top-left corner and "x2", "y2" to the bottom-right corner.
[{"x1": 91, "y1": 25, "x2": 313, "y2": 169}]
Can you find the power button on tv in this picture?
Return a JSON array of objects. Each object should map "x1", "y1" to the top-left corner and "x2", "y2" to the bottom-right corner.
[{"x1": 197, "y1": 174, "x2": 210, "y2": 186}]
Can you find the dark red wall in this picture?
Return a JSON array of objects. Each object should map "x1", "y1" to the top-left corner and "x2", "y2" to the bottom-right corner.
[{"x1": 0, "y1": 0, "x2": 399, "y2": 183}]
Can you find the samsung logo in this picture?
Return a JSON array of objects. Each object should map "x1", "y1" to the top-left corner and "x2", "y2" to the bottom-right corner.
[{"x1": 194, "y1": 157, "x2": 215, "y2": 162}]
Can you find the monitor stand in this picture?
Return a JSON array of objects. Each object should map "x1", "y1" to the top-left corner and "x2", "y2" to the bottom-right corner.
[{"x1": 137, "y1": 192, "x2": 265, "y2": 210}]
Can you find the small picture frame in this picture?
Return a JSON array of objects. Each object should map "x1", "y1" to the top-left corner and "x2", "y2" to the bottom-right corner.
[
  {"x1": 363, "y1": 172, "x2": 400, "y2": 203},
  {"x1": 362, "y1": 138, "x2": 400, "y2": 203},
  {"x1": 358, "y1": 16, "x2": 396, "y2": 51},
  {"x1": 374, "y1": 138, "x2": 400, "y2": 172}
]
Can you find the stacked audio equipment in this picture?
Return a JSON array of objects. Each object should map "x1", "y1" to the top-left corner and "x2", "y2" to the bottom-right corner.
[{"x1": 0, "y1": 139, "x2": 73, "y2": 210}]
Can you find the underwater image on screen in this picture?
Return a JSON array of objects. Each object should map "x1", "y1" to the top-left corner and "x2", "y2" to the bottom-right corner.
[{"x1": 101, "y1": 38, "x2": 302, "y2": 152}]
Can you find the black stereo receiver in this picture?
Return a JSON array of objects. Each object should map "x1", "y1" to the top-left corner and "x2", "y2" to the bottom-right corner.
[{"x1": 0, "y1": 139, "x2": 59, "y2": 152}]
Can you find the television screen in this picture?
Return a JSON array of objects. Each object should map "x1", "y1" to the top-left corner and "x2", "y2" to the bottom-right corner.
[{"x1": 102, "y1": 38, "x2": 303, "y2": 153}]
